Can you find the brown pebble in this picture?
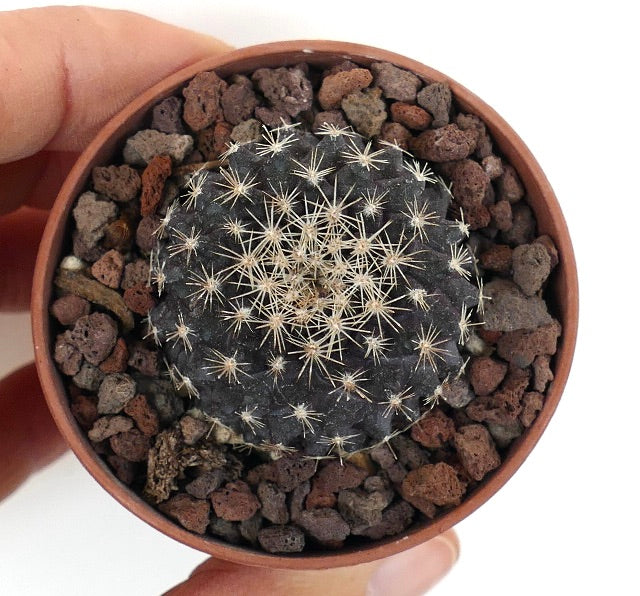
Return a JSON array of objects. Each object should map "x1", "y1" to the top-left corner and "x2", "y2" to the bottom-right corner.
[
  {"x1": 272, "y1": 454, "x2": 317, "y2": 492},
  {"x1": 258, "y1": 482, "x2": 289, "y2": 525},
  {"x1": 140, "y1": 155, "x2": 172, "y2": 217},
  {"x1": 456, "y1": 113, "x2": 492, "y2": 158},
  {"x1": 151, "y1": 96, "x2": 185, "y2": 134},
  {"x1": 197, "y1": 121, "x2": 233, "y2": 161},
  {"x1": 402, "y1": 462, "x2": 465, "y2": 507},
  {"x1": 182, "y1": 71, "x2": 227, "y2": 131},
  {"x1": 97, "y1": 372, "x2": 136, "y2": 414},
  {"x1": 159, "y1": 494, "x2": 211, "y2": 534},
  {"x1": 467, "y1": 367, "x2": 530, "y2": 425},
  {"x1": 390, "y1": 101, "x2": 432, "y2": 130},
  {"x1": 221, "y1": 76, "x2": 259, "y2": 125},
  {"x1": 252, "y1": 66, "x2": 313, "y2": 117},
  {"x1": 135, "y1": 215, "x2": 160, "y2": 255},
  {"x1": 110, "y1": 428, "x2": 151, "y2": 462},
  {"x1": 483, "y1": 279, "x2": 553, "y2": 332},
  {"x1": 416, "y1": 82, "x2": 452, "y2": 128},
  {"x1": 211, "y1": 481, "x2": 260, "y2": 521},
  {"x1": 54, "y1": 332, "x2": 83, "y2": 376},
  {"x1": 412, "y1": 124, "x2": 477, "y2": 162},
  {"x1": 520, "y1": 391, "x2": 544, "y2": 427},
  {"x1": 357, "y1": 501, "x2": 414, "y2": 540},
  {"x1": 315, "y1": 460, "x2": 368, "y2": 494},
  {"x1": 489, "y1": 200, "x2": 513, "y2": 232},
  {"x1": 124, "y1": 394, "x2": 160, "y2": 436},
  {"x1": 532, "y1": 354, "x2": 554, "y2": 392},
  {"x1": 318, "y1": 68, "x2": 373, "y2": 110},
  {"x1": 123, "y1": 283, "x2": 156, "y2": 315},
  {"x1": 468, "y1": 357, "x2": 509, "y2": 396},
  {"x1": 533, "y1": 235, "x2": 559, "y2": 268},
  {"x1": 450, "y1": 159, "x2": 490, "y2": 207},
  {"x1": 121, "y1": 259, "x2": 150, "y2": 290},
  {"x1": 497, "y1": 164, "x2": 525, "y2": 203},
  {"x1": 99, "y1": 338, "x2": 129, "y2": 373},
  {"x1": 92, "y1": 165, "x2": 141, "y2": 203},
  {"x1": 72, "y1": 362, "x2": 104, "y2": 391},
  {"x1": 496, "y1": 320, "x2": 562, "y2": 367},
  {"x1": 341, "y1": 87, "x2": 387, "y2": 137},
  {"x1": 296, "y1": 508, "x2": 350, "y2": 546},
  {"x1": 70, "y1": 394, "x2": 98, "y2": 430},
  {"x1": 337, "y1": 487, "x2": 393, "y2": 531},
  {"x1": 479, "y1": 244, "x2": 513, "y2": 274},
  {"x1": 88, "y1": 415, "x2": 134, "y2": 442},
  {"x1": 185, "y1": 470, "x2": 224, "y2": 499},
  {"x1": 512, "y1": 243, "x2": 552, "y2": 296},
  {"x1": 453, "y1": 425, "x2": 501, "y2": 481},
  {"x1": 91, "y1": 249, "x2": 124, "y2": 289},
  {"x1": 411, "y1": 408, "x2": 456, "y2": 449},
  {"x1": 378, "y1": 122, "x2": 411, "y2": 150},
  {"x1": 257, "y1": 525, "x2": 305, "y2": 553},
  {"x1": 482, "y1": 155, "x2": 504, "y2": 180},
  {"x1": 128, "y1": 344, "x2": 159, "y2": 376},
  {"x1": 370, "y1": 62, "x2": 421, "y2": 103},
  {"x1": 50, "y1": 295, "x2": 90, "y2": 326},
  {"x1": 502, "y1": 202, "x2": 536, "y2": 246},
  {"x1": 69, "y1": 312, "x2": 118, "y2": 366},
  {"x1": 179, "y1": 415, "x2": 209, "y2": 446},
  {"x1": 107, "y1": 454, "x2": 138, "y2": 485},
  {"x1": 312, "y1": 110, "x2": 349, "y2": 133}
]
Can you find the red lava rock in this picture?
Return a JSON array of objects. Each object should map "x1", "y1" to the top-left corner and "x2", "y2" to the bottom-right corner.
[
  {"x1": 390, "y1": 101, "x2": 432, "y2": 130},
  {"x1": 197, "y1": 121, "x2": 233, "y2": 161},
  {"x1": 50, "y1": 295, "x2": 90, "y2": 326},
  {"x1": 478, "y1": 328, "x2": 502, "y2": 345},
  {"x1": 54, "y1": 332, "x2": 83, "y2": 376},
  {"x1": 456, "y1": 113, "x2": 492, "y2": 158},
  {"x1": 258, "y1": 525, "x2": 305, "y2": 553},
  {"x1": 70, "y1": 313, "x2": 118, "y2": 366},
  {"x1": 416, "y1": 82, "x2": 452, "y2": 128},
  {"x1": 92, "y1": 164, "x2": 141, "y2": 203},
  {"x1": 497, "y1": 320, "x2": 562, "y2": 367},
  {"x1": 468, "y1": 356, "x2": 509, "y2": 396},
  {"x1": 70, "y1": 394, "x2": 98, "y2": 430},
  {"x1": 123, "y1": 283, "x2": 156, "y2": 315},
  {"x1": 497, "y1": 164, "x2": 525, "y2": 203},
  {"x1": 482, "y1": 155, "x2": 504, "y2": 180},
  {"x1": 341, "y1": 87, "x2": 387, "y2": 137},
  {"x1": 312, "y1": 110, "x2": 349, "y2": 132},
  {"x1": 110, "y1": 428, "x2": 151, "y2": 462},
  {"x1": 72, "y1": 191, "x2": 118, "y2": 248},
  {"x1": 399, "y1": 484, "x2": 437, "y2": 518},
  {"x1": 370, "y1": 443, "x2": 408, "y2": 484},
  {"x1": 390, "y1": 435, "x2": 428, "y2": 470},
  {"x1": 378, "y1": 122, "x2": 411, "y2": 150},
  {"x1": 318, "y1": 67, "x2": 373, "y2": 110},
  {"x1": 185, "y1": 469, "x2": 224, "y2": 499},
  {"x1": 467, "y1": 367, "x2": 530, "y2": 424},
  {"x1": 315, "y1": 460, "x2": 368, "y2": 493},
  {"x1": 88, "y1": 415, "x2": 134, "y2": 442},
  {"x1": 221, "y1": 75, "x2": 259, "y2": 125},
  {"x1": 411, "y1": 408, "x2": 456, "y2": 449},
  {"x1": 489, "y1": 200, "x2": 513, "y2": 232},
  {"x1": 357, "y1": 500, "x2": 414, "y2": 540},
  {"x1": 72, "y1": 229, "x2": 105, "y2": 262},
  {"x1": 211, "y1": 481, "x2": 260, "y2": 521},
  {"x1": 128, "y1": 344, "x2": 159, "y2": 376},
  {"x1": 136, "y1": 215, "x2": 161, "y2": 254},
  {"x1": 107, "y1": 454, "x2": 138, "y2": 485},
  {"x1": 272, "y1": 454, "x2": 317, "y2": 492},
  {"x1": 483, "y1": 280, "x2": 553, "y2": 332},
  {"x1": 124, "y1": 393, "x2": 160, "y2": 436},
  {"x1": 121, "y1": 259, "x2": 150, "y2": 290},
  {"x1": 450, "y1": 159, "x2": 490, "y2": 207},
  {"x1": 370, "y1": 62, "x2": 421, "y2": 103},
  {"x1": 412, "y1": 124, "x2": 477, "y2": 162},
  {"x1": 402, "y1": 462, "x2": 465, "y2": 507},
  {"x1": 258, "y1": 482, "x2": 289, "y2": 525},
  {"x1": 91, "y1": 249, "x2": 124, "y2": 289},
  {"x1": 296, "y1": 508, "x2": 350, "y2": 546},
  {"x1": 453, "y1": 424, "x2": 501, "y2": 481},
  {"x1": 512, "y1": 243, "x2": 552, "y2": 296},
  {"x1": 289, "y1": 480, "x2": 311, "y2": 521},
  {"x1": 532, "y1": 354, "x2": 554, "y2": 392},
  {"x1": 182, "y1": 70, "x2": 228, "y2": 131},
  {"x1": 252, "y1": 66, "x2": 312, "y2": 117},
  {"x1": 502, "y1": 203, "x2": 536, "y2": 246},
  {"x1": 254, "y1": 106, "x2": 291, "y2": 127},
  {"x1": 140, "y1": 154, "x2": 172, "y2": 217},
  {"x1": 159, "y1": 494, "x2": 211, "y2": 534},
  {"x1": 305, "y1": 486, "x2": 337, "y2": 510},
  {"x1": 99, "y1": 338, "x2": 129, "y2": 373},
  {"x1": 179, "y1": 415, "x2": 209, "y2": 445},
  {"x1": 151, "y1": 96, "x2": 185, "y2": 134},
  {"x1": 462, "y1": 203, "x2": 492, "y2": 230},
  {"x1": 533, "y1": 235, "x2": 559, "y2": 268},
  {"x1": 97, "y1": 372, "x2": 137, "y2": 414},
  {"x1": 520, "y1": 391, "x2": 545, "y2": 427},
  {"x1": 483, "y1": 246, "x2": 511, "y2": 275}
]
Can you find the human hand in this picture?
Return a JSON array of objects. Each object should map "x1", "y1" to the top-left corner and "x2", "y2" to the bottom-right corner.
[{"x1": 0, "y1": 7, "x2": 458, "y2": 594}]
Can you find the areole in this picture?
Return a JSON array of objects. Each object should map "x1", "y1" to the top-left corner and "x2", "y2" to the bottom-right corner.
[{"x1": 31, "y1": 40, "x2": 578, "y2": 569}]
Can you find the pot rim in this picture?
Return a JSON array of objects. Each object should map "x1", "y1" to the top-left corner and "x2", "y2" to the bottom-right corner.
[{"x1": 31, "y1": 39, "x2": 578, "y2": 570}]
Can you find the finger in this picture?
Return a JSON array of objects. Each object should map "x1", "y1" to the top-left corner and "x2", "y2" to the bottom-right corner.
[
  {"x1": 0, "y1": 6, "x2": 231, "y2": 165},
  {"x1": 165, "y1": 530, "x2": 459, "y2": 596},
  {"x1": 0, "y1": 151, "x2": 79, "y2": 215},
  {"x1": 0, "y1": 362, "x2": 67, "y2": 502},
  {"x1": 0, "y1": 207, "x2": 49, "y2": 311}
]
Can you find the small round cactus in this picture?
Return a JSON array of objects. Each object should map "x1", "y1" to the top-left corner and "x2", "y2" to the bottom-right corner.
[{"x1": 147, "y1": 122, "x2": 481, "y2": 458}]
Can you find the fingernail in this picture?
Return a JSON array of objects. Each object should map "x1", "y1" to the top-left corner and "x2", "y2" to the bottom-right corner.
[{"x1": 366, "y1": 533, "x2": 459, "y2": 596}]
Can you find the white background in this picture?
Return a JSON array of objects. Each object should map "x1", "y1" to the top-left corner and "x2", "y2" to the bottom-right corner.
[{"x1": 1, "y1": 1, "x2": 638, "y2": 595}]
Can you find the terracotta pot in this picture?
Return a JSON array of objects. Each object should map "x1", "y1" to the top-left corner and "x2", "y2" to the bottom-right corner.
[{"x1": 31, "y1": 40, "x2": 578, "y2": 569}]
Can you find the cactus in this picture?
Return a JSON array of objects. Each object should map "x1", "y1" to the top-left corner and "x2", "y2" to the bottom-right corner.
[{"x1": 147, "y1": 122, "x2": 481, "y2": 458}]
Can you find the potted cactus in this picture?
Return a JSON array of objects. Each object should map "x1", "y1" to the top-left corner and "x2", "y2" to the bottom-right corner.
[{"x1": 32, "y1": 41, "x2": 577, "y2": 566}]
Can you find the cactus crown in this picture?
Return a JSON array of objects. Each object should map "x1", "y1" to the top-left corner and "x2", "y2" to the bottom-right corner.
[{"x1": 148, "y1": 123, "x2": 480, "y2": 458}]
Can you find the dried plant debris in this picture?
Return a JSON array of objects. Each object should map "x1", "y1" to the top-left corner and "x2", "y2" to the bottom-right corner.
[{"x1": 50, "y1": 59, "x2": 561, "y2": 554}]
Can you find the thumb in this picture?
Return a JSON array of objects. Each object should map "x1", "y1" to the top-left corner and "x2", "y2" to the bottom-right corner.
[{"x1": 165, "y1": 530, "x2": 459, "y2": 596}]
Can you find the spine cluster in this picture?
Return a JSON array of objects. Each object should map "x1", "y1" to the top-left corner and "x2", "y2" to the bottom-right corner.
[{"x1": 147, "y1": 123, "x2": 481, "y2": 458}]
